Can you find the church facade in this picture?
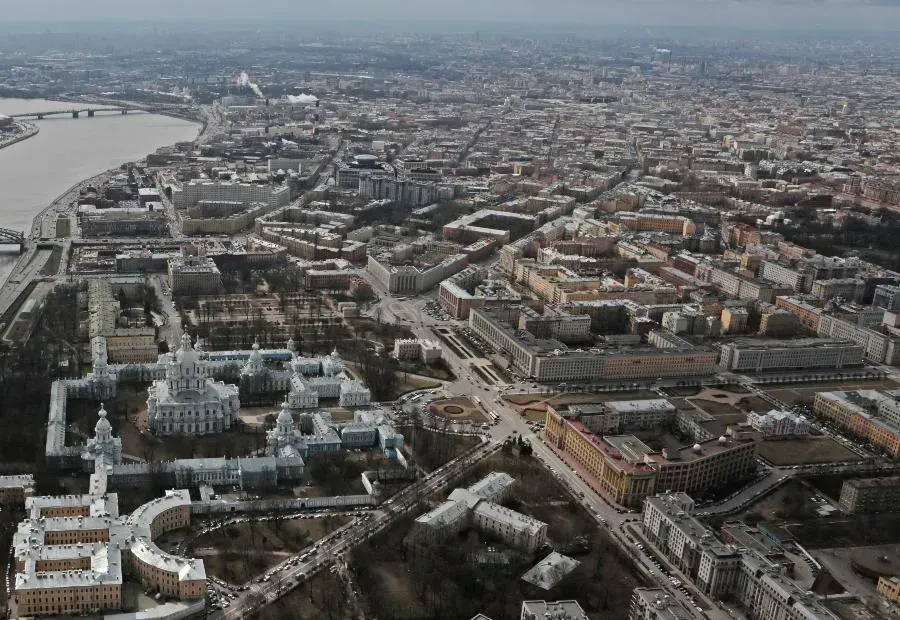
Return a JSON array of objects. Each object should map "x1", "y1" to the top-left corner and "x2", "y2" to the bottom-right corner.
[{"x1": 147, "y1": 334, "x2": 240, "y2": 435}]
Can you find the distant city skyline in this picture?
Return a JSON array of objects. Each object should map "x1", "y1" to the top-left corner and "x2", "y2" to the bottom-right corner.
[{"x1": 2, "y1": 0, "x2": 899, "y2": 31}]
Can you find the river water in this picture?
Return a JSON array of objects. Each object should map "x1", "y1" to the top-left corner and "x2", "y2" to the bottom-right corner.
[{"x1": 0, "y1": 98, "x2": 199, "y2": 282}]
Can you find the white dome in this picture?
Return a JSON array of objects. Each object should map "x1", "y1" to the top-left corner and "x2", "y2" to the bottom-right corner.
[
  {"x1": 176, "y1": 333, "x2": 199, "y2": 365},
  {"x1": 277, "y1": 401, "x2": 293, "y2": 425},
  {"x1": 95, "y1": 404, "x2": 112, "y2": 435},
  {"x1": 718, "y1": 436, "x2": 728, "y2": 444},
  {"x1": 692, "y1": 443, "x2": 702, "y2": 453}
]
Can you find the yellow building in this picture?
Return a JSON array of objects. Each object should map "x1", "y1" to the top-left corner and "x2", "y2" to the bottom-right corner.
[
  {"x1": 544, "y1": 407, "x2": 657, "y2": 506},
  {"x1": 545, "y1": 405, "x2": 757, "y2": 508},
  {"x1": 13, "y1": 490, "x2": 205, "y2": 617},
  {"x1": 813, "y1": 391, "x2": 900, "y2": 459},
  {"x1": 877, "y1": 576, "x2": 900, "y2": 603},
  {"x1": 600, "y1": 350, "x2": 718, "y2": 380},
  {"x1": 775, "y1": 295, "x2": 823, "y2": 332}
]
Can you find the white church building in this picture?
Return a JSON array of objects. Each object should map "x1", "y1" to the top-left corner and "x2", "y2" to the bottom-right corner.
[{"x1": 147, "y1": 334, "x2": 240, "y2": 435}]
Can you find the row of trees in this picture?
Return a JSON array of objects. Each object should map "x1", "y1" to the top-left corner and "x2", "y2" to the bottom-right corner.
[{"x1": 0, "y1": 284, "x2": 81, "y2": 470}]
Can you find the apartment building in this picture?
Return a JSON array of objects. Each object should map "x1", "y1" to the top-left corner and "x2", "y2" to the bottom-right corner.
[
  {"x1": 168, "y1": 251, "x2": 223, "y2": 296},
  {"x1": 873, "y1": 284, "x2": 900, "y2": 312},
  {"x1": 550, "y1": 400, "x2": 676, "y2": 435},
  {"x1": 641, "y1": 493, "x2": 840, "y2": 619},
  {"x1": 359, "y1": 175, "x2": 440, "y2": 207},
  {"x1": 876, "y1": 577, "x2": 900, "y2": 604},
  {"x1": 629, "y1": 588, "x2": 703, "y2": 620},
  {"x1": 747, "y1": 410, "x2": 810, "y2": 437},
  {"x1": 817, "y1": 311, "x2": 900, "y2": 365},
  {"x1": 514, "y1": 260, "x2": 676, "y2": 305},
  {"x1": 367, "y1": 253, "x2": 469, "y2": 295},
  {"x1": 773, "y1": 296, "x2": 900, "y2": 364},
  {"x1": 414, "y1": 473, "x2": 548, "y2": 552},
  {"x1": 733, "y1": 550, "x2": 839, "y2": 620},
  {"x1": 79, "y1": 206, "x2": 170, "y2": 238},
  {"x1": 759, "y1": 257, "x2": 862, "y2": 293},
  {"x1": 87, "y1": 279, "x2": 158, "y2": 364},
  {"x1": 775, "y1": 296, "x2": 823, "y2": 332},
  {"x1": 838, "y1": 476, "x2": 900, "y2": 515},
  {"x1": 616, "y1": 212, "x2": 697, "y2": 237},
  {"x1": 718, "y1": 339, "x2": 865, "y2": 373},
  {"x1": 544, "y1": 412, "x2": 756, "y2": 508},
  {"x1": 758, "y1": 261, "x2": 808, "y2": 292},
  {"x1": 518, "y1": 305, "x2": 592, "y2": 343},
  {"x1": 696, "y1": 264, "x2": 776, "y2": 302},
  {"x1": 469, "y1": 307, "x2": 717, "y2": 383},
  {"x1": 182, "y1": 201, "x2": 275, "y2": 235},
  {"x1": 438, "y1": 266, "x2": 522, "y2": 319},
  {"x1": 442, "y1": 209, "x2": 535, "y2": 244},
  {"x1": 642, "y1": 492, "x2": 743, "y2": 598},
  {"x1": 115, "y1": 250, "x2": 172, "y2": 274},
  {"x1": 521, "y1": 600, "x2": 589, "y2": 620},
  {"x1": 721, "y1": 307, "x2": 749, "y2": 334},
  {"x1": 812, "y1": 391, "x2": 900, "y2": 458},
  {"x1": 810, "y1": 278, "x2": 865, "y2": 303},
  {"x1": 171, "y1": 179, "x2": 290, "y2": 211},
  {"x1": 392, "y1": 338, "x2": 442, "y2": 363}
]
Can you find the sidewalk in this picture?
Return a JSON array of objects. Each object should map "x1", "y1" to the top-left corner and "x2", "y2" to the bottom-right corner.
[
  {"x1": 539, "y1": 435, "x2": 629, "y2": 515},
  {"x1": 625, "y1": 522, "x2": 731, "y2": 620}
]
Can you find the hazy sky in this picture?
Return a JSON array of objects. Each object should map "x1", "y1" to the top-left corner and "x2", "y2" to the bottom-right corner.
[{"x1": 3, "y1": 0, "x2": 899, "y2": 30}]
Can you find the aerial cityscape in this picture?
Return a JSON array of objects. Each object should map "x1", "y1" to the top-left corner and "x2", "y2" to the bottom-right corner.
[{"x1": 0, "y1": 9, "x2": 899, "y2": 620}]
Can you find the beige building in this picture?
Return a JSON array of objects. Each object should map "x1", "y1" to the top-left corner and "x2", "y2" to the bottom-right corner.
[
  {"x1": 616, "y1": 213, "x2": 697, "y2": 237},
  {"x1": 168, "y1": 250, "x2": 222, "y2": 296},
  {"x1": 13, "y1": 490, "x2": 204, "y2": 617},
  {"x1": 0, "y1": 474, "x2": 34, "y2": 506},
  {"x1": 544, "y1": 411, "x2": 757, "y2": 508},
  {"x1": 87, "y1": 279, "x2": 158, "y2": 364},
  {"x1": 720, "y1": 307, "x2": 748, "y2": 334},
  {"x1": 877, "y1": 576, "x2": 900, "y2": 604},
  {"x1": 813, "y1": 391, "x2": 900, "y2": 459}
]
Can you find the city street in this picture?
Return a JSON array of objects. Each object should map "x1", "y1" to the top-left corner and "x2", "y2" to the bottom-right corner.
[
  {"x1": 210, "y1": 440, "x2": 500, "y2": 620},
  {"x1": 357, "y1": 271, "x2": 728, "y2": 617}
]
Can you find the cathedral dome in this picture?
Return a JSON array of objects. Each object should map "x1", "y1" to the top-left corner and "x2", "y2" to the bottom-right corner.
[
  {"x1": 95, "y1": 404, "x2": 112, "y2": 436},
  {"x1": 276, "y1": 400, "x2": 293, "y2": 426},
  {"x1": 176, "y1": 333, "x2": 199, "y2": 365}
]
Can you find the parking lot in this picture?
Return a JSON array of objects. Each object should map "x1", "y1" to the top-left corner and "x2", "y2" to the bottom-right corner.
[{"x1": 423, "y1": 300, "x2": 452, "y2": 322}]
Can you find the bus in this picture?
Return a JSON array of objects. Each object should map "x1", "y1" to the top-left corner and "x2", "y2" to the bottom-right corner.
[{"x1": 489, "y1": 412, "x2": 500, "y2": 422}]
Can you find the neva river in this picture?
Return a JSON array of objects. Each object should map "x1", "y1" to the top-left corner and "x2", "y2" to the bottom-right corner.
[{"x1": 0, "y1": 98, "x2": 198, "y2": 282}]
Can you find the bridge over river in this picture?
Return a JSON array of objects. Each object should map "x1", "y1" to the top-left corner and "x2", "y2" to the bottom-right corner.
[
  {"x1": 7, "y1": 103, "x2": 189, "y2": 120},
  {"x1": 0, "y1": 228, "x2": 24, "y2": 252}
]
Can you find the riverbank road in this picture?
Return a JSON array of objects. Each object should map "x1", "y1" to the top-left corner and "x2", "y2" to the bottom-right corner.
[{"x1": 0, "y1": 247, "x2": 52, "y2": 317}]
